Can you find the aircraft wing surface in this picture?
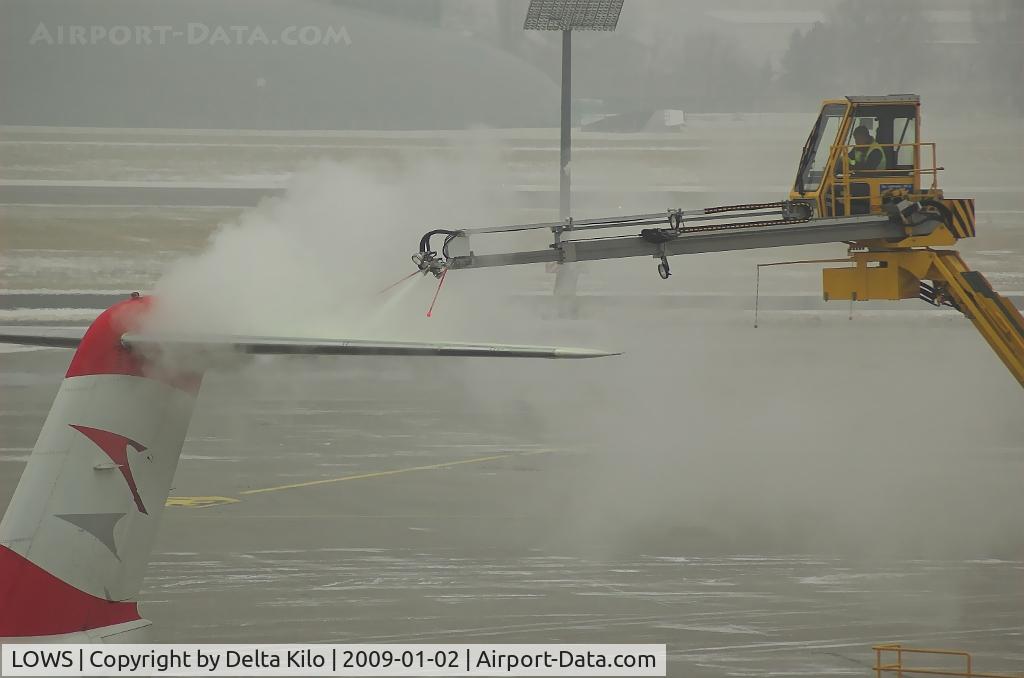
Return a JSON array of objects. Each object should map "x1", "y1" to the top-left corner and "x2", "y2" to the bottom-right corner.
[
  {"x1": 0, "y1": 327, "x2": 618, "y2": 359},
  {"x1": 123, "y1": 334, "x2": 618, "y2": 359}
]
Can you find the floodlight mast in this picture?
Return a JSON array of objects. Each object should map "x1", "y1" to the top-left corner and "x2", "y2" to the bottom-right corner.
[
  {"x1": 560, "y1": 28, "x2": 571, "y2": 221},
  {"x1": 524, "y1": 0, "x2": 624, "y2": 298}
]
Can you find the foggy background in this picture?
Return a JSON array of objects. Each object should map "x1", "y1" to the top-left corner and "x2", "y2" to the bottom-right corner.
[{"x1": 1, "y1": 0, "x2": 1022, "y2": 128}]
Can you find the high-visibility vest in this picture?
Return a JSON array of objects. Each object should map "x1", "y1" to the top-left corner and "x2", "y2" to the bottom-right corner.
[{"x1": 852, "y1": 142, "x2": 888, "y2": 171}]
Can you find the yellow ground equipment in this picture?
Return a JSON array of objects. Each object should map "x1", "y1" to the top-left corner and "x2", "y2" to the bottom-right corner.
[
  {"x1": 873, "y1": 644, "x2": 1023, "y2": 678},
  {"x1": 412, "y1": 94, "x2": 1024, "y2": 387},
  {"x1": 798, "y1": 95, "x2": 1024, "y2": 386}
]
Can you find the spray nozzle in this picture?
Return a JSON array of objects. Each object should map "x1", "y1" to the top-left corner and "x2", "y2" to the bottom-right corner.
[{"x1": 412, "y1": 251, "x2": 447, "y2": 279}]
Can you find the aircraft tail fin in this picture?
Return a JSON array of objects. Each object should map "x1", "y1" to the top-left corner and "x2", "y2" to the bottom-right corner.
[{"x1": 0, "y1": 296, "x2": 200, "y2": 641}]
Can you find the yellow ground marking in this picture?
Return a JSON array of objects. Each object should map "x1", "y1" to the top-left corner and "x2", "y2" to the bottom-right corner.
[
  {"x1": 165, "y1": 496, "x2": 240, "y2": 508},
  {"x1": 239, "y1": 452, "x2": 520, "y2": 496},
  {"x1": 168, "y1": 450, "x2": 565, "y2": 506}
]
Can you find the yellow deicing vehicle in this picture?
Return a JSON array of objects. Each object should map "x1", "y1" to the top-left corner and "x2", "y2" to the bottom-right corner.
[
  {"x1": 412, "y1": 94, "x2": 1024, "y2": 387},
  {"x1": 798, "y1": 95, "x2": 1024, "y2": 386}
]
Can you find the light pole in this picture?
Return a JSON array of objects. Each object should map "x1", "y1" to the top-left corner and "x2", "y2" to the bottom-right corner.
[
  {"x1": 559, "y1": 27, "x2": 572, "y2": 220},
  {"x1": 524, "y1": 0, "x2": 624, "y2": 299}
]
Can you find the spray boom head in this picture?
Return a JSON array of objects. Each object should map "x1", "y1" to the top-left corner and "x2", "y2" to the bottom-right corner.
[
  {"x1": 414, "y1": 228, "x2": 462, "y2": 279},
  {"x1": 412, "y1": 251, "x2": 447, "y2": 279}
]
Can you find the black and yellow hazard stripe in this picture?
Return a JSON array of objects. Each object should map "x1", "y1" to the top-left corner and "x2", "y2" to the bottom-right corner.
[{"x1": 943, "y1": 198, "x2": 976, "y2": 239}]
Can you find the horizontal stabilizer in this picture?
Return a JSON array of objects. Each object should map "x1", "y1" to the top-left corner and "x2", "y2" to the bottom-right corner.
[
  {"x1": 0, "y1": 327, "x2": 618, "y2": 359},
  {"x1": 123, "y1": 334, "x2": 619, "y2": 359}
]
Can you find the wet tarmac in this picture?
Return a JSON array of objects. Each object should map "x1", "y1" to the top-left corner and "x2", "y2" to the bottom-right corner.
[{"x1": 3, "y1": 307, "x2": 1023, "y2": 676}]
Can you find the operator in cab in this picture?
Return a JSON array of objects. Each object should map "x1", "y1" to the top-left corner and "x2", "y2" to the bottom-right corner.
[{"x1": 848, "y1": 125, "x2": 887, "y2": 173}]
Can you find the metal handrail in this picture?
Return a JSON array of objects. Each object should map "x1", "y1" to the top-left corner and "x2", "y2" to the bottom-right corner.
[
  {"x1": 835, "y1": 141, "x2": 940, "y2": 183},
  {"x1": 874, "y1": 644, "x2": 1023, "y2": 678},
  {"x1": 827, "y1": 141, "x2": 940, "y2": 215}
]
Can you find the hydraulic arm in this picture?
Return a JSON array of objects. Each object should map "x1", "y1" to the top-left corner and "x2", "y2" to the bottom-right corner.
[{"x1": 414, "y1": 200, "x2": 934, "y2": 276}]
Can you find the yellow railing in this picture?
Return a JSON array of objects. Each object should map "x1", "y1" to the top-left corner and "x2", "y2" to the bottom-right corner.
[
  {"x1": 827, "y1": 141, "x2": 942, "y2": 216},
  {"x1": 835, "y1": 141, "x2": 941, "y2": 186},
  {"x1": 874, "y1": 644, "x2": 1023, "y2": 678}
]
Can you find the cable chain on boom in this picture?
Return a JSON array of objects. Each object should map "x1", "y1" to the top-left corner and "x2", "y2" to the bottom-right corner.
[
  {"x1": 655, "y1": 201, "x2": 811, "y2": 238},
  {"x1": 668, "y1": 216, "x2": 811, "y2": 234},
  {"x1": 702, "y1": 201, "x2": 791, "y2": 214}
]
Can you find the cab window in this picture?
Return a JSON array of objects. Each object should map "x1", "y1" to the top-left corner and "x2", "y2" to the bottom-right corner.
[
  {"x1": 891, "y1": 115, "x2": 916, "y2": 168},
  {"x1": 848, "y1": 104, "x2": 918, "y2": 172},
  {"x1": 797, "y1": 103, "x2": 846, "y2": 192}
]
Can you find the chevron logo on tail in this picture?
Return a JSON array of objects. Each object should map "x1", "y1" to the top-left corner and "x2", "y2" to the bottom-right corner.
[{"x1": 70, "y1": 425, "x2": 150, "y2": 515}]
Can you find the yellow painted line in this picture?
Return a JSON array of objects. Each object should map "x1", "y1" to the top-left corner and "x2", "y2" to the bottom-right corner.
[
  {"x1": 166, "y1": 496, "x2": 240, "y2": 508},
  {"x1": 239, "y1": 453, "x2": 513, "y2": 496}
]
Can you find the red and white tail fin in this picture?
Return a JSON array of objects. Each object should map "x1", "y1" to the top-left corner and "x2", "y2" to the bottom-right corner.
[{"x1": 0, "y1": 296, "x2": 201, "y2": 642}]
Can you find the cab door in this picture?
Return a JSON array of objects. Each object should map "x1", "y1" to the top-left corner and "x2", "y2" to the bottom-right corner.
[{"x1": 791, "y1": 101, "x2": 851, "y2": 217}]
